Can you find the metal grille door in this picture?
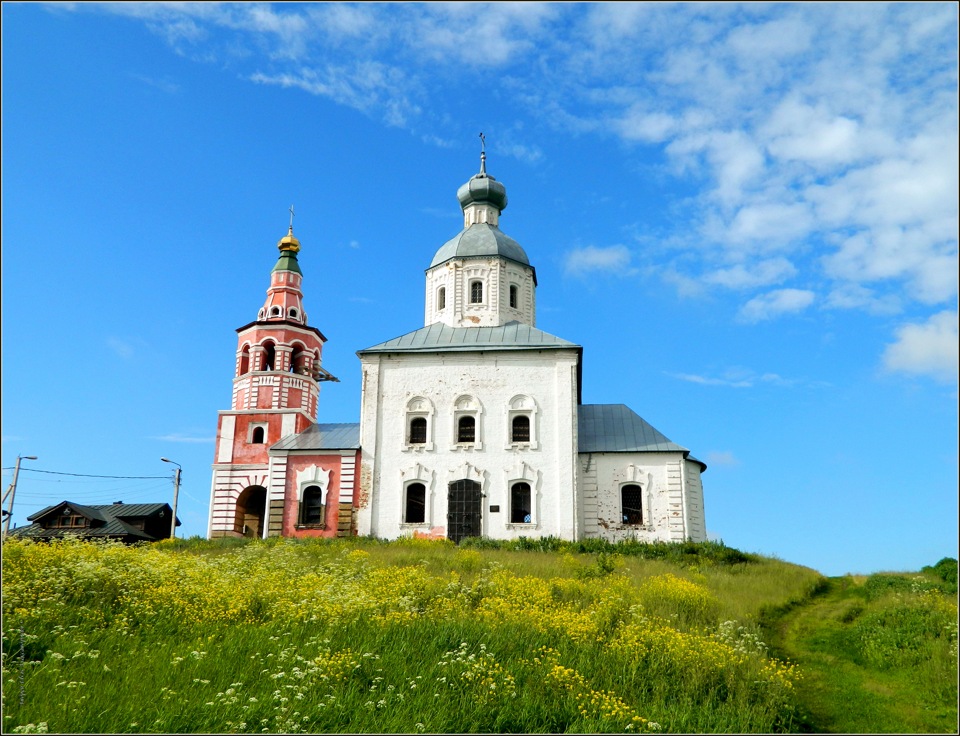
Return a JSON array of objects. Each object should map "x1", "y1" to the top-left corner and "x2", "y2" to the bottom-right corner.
[{"x1": 447, "y1": 480, "x2": 482, "y2": 544}]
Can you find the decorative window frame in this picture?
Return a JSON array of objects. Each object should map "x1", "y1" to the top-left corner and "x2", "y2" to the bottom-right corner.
[
  {"x1": 469, "y1": 279, "x2": 484, "y2": 304},
  {"x1": 437, "y1": 286, "x2": 446, "y2": 311},
  {"x1": 399, "y1": 463, "x2": 434, "y2": 528},
  {"x1": 299, "y1": 485, "x2": 326, "y2": 527},
  {"x1": 249, "y1": 422, "x2": 268, "y2": 444},
  {"x1": 503, "y1": 461, "x2": 540, "y2": 529},
  {"x1": 404, "y1": 396, "x2": 435, "y2": 452},
  {"x1": 295, "y1": 466, "x2": 331, "y2": 529},
  {"x1": 453, "y1": 394, "x2": 484, "y2": 450},
  {"x1": 614, "y1": 465, "x2": 654, "y2": 531},
  {"x1": 505, "y1": 394, "x2": 539, "y2": 450}
]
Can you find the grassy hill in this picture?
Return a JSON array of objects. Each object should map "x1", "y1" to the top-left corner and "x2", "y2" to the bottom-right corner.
[{"x1": 1, "y1": 536, "x2": 956, "y2": 734}]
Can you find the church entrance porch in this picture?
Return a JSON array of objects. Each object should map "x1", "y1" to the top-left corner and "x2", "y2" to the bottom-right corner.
[
  {"x1": 447, "y1": 479, "x2": 482, "y2": 544},
  {"x1": 235, "y1": 485, "x2": 267, "y2": 538}
]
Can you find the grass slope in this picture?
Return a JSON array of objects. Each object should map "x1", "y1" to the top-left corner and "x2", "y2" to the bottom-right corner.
[{"x1": 1, "y1": 536, "x2": 956, "y2": 734}]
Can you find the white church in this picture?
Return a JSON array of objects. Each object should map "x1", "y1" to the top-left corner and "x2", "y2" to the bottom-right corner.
[{"x1": 207, "y1": 149, "x2": 707, "y2": 544}]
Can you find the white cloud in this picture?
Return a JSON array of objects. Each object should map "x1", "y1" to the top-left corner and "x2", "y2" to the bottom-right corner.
[
  {"x1": 152, "y1": 434, "x2": 215, "y2": 444},
  {"x1": 563, "y1": 245, "x2": 632, "y2": 277},
  {"x1": 737, "y1": 288, "x2": 815, "y2": 323},
  {"x1": 883, "y1": 310, "x2": 959, "y2": 384},
  {"x1": 668, "y1": 372, "x2": 753, "y2": 388},
  {"x1": 703, "y1": 257, "x2": 797, "y2": 289},
  {"x1": 704, "y1": 450, "x2": 739, "y2": 467},
  {"x1": 106, "y1": 337, "x2": 134, "y2": 359},
  {"x1": 824, "y1": 284, "x2": 902, "y2": 315}
]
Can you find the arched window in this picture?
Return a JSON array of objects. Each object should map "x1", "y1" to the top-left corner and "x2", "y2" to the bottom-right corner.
[
  {"x1": 262, "y1": 342, "x2": 276, "y2": 371},
  {"x1": 289, "y1": 307, "x2": 299, "y2": 320},
  {"x1": 510, "y1": 482, "x2": 532, "y2": 524},
  {"x1": 251, "y1": 426, "x2": 265, "y2": 444},
  {"x1": 238, "y1": 347, "x2": 251, "y2": 376},
  {"x1": 301, "y1": 485, "x2": 325, "y2": 526},
  {"x1": 470, "y1": 280, "x2": 483, "y2": 304},
  {"x1": 437, "y1": 287, "x2": 446, "y2": 310},
  {"x1": 405, "y1": 483, "x2": 426, "y2": 524},
  {"x1": 509, "y1": 284, "x2": 518, "y2": 309},
  {"x1": 409, "y1": 417, "x2": 427, "y2": 444},
  {"x1": 270, "y1": 306, "x2": 282, "y2": 317},
  {"x1": 621, "y1": 484, "x2": 643, "y2": 525},
  {"x1": 511, "y1": 415, "x2": 530, "y2": 442},
  {"x1": 457, "y1": 415, "x2": 476, "y2": 443}
]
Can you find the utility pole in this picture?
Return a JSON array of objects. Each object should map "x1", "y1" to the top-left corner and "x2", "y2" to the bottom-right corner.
[
  {"x1": 160, "y1": 458, "x2": 181, "y2": 539},
  {"x1": 2, "y1": 455, "x2": 38, "y2": 538}
]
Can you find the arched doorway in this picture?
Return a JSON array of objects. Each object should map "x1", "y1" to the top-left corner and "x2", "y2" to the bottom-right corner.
[
  {"x1": 447, "y1": 479, "x2": 482, "y2": 544},
  {"x1": 235, "y1": 485, "x2": 267, "y2": 538}
]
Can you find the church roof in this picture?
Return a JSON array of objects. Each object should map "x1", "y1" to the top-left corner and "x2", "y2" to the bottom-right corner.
[
  {"x1": 429, "y1": 223, "x2": 531, "y2": 269},
  {"x1": 270, "y1": 422, "x2": 361, "y2": 452},
  {"x1": 578, "y1": 404, "x2": 705, "y2": 470},
  {"x1": 358, "y1": 321, "x2": 580, "y2": 354}
]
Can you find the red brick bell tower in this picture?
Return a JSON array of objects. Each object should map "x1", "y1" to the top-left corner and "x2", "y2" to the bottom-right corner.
[{"x1": 208, "y1": 218, "x2": 342, "y2": 538}]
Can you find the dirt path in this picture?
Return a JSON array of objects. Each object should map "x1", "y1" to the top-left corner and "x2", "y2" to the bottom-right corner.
[{"x1": 763, "y1": 577, "x2": 956, "y2": 734}]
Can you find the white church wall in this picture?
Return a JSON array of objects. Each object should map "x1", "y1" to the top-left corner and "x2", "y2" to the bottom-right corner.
[
  {"x1": 358, "y1": 348, "x2": 580, "y2": 542},
  {"x1": 580, "y1": 452, "x2": 702, "y2": 543}
]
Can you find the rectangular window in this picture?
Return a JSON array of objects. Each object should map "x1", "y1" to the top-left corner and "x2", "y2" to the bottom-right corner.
[
  {"x1": 511, "y1": 483, "x2": 532, "y2": 524},
  {"x1": 405, "y1": 483, "x2": 426, "y2": 524},
  {"x1": 470, "y1": 281, "x2": 483, "y2": 304},
  {"x1": 457, "y1": 416, "x2": 476, "y2": 443},
  {"x1": 509, "y1": 285, "x2": 518, "y2": 309},
  {"x1": 511, "y1": 415, "x2": 530, "y2": 442},
  {"x1": 621, "y1": 485, "x2": 643, "y2": 525},
  {"x1": 409, "y1": 417, "x2": 427, "y2": 444}
]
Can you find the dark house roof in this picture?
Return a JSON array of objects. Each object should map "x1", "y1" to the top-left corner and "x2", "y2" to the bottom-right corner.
[{"x1": 8, "y1": 501, "x2": 180, "y2": 543}]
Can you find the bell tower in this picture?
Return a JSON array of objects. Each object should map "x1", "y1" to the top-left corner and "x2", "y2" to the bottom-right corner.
[{"x1": 209, "y1": 217, "x2": 338, "y2": 538}]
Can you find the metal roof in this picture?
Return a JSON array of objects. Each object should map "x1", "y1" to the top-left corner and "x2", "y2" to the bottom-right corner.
[
  {"x1": 13, "y1": 501, "x2": 176, "y2": 542},
  {"x1": 358, "y1": 321, "x2": 580, "y2": 354},
  {"x1": 270, "y1": 422, "x2": 361, "y2": 452},
  {"x1": 578, "y1": 404, "x2": 691, "y2": 454},
  {"x1": 27, "y1": 501, "x2": 173, "y2": 522},
  {"x1": 429, "y1": 224, "x2": 530, "y2": 269}
]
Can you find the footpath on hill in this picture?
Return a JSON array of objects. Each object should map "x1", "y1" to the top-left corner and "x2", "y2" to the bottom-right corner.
[{"x1": 762, "y1": 576, "x2": 956, "y2": 734}]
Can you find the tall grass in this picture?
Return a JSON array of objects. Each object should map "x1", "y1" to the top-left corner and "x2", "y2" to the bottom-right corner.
[{"x1": 4, "y1": 536, "x2": 819, "y2": 733}]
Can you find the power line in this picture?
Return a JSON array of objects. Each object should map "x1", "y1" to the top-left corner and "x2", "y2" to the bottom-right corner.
[{"x1": 3, "y1": 468, "x2": 168, "y2": 479}]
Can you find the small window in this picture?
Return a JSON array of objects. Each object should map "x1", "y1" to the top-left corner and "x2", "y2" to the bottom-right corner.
[
  {"x1": 409, "y1": 417, "x2": 427, "y2": 444},
  {"x1": 509, "y1": 285, "x2": 518, "y2": 309},
  {"x1": 289, "y1": 308, "x2": 299, "y2": 320},
  {"x1": 271, "y1": 306, "x2": 282, "y2": 317},
  {"x1": 470, "y1": 280, "x2": 483, "y2": 304},
  {"x1": 251, "y1": 426, "x2": 265, "y2": 444},
  {"x1": 437, "y1": 287, "x2": 446, "y2": 310},
  {"x1": 301, "y1": 486, "x2": 325, "y2": 526},
  {"x1": 511, "y1": 482, "x2": 532, "y2": 524},
  {"x1": 457, "y1": 415, "x2": 476, "y2": 443},
  {"x1": 621, "y1": 484, "x2": 643, "y2": 525},
  {"x1": 405, "y1": 483, "x2": 426, "y2": 524},
  {"x1": 511, "y1": 415, "x2": 530, "y2": 443}
]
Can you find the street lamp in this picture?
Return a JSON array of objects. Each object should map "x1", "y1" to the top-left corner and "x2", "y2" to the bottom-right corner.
[
  {"x1": 3, "y1": 455, "x2": 38, "y2": 538},
  {"x1": 160, "y1": 458, "x2": 181, "y2": 539}
]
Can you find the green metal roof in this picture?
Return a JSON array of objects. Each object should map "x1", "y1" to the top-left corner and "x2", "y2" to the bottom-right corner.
[
  {"x1": 578, "y1": 404, "x2": 689, "y2": 454},
  {"x1": 358, "y1": 321, "x2": 580, "y2": 354},
  {"x1": 429, "y1": 224, "x2": 530, "y2": 269},
  {"x1": 270, "y1": 422, "x2": 360, "y2": 452},
  {"x1": 272, "y1": 252, "x2": 302, "y2": 275}
]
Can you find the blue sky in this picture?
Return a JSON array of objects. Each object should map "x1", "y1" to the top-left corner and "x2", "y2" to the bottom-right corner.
[{"x1": 2, "y1": 2, "x2": 957, "y2": 577}]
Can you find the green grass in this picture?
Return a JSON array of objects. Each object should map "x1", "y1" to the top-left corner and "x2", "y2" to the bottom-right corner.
[
  {"x1": 1, "y1": 537, "x2": 956, "y2": 734},
  {"x1": 763, "y1": 573, "x2": 958, "y2": 734}
]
